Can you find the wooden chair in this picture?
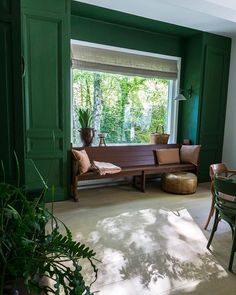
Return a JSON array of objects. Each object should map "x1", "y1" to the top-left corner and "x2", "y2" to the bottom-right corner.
[
  {"x1": 204, "y1": 163, "x2": 236, "y2": 230},
  {"x1": 207, "y1": 175, "x2": 236, "y2": 271}
]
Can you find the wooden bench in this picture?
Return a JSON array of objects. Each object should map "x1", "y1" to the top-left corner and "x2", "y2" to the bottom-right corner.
[{"x1": 71, "y1": 144, "x2": 198, "y2": 201}]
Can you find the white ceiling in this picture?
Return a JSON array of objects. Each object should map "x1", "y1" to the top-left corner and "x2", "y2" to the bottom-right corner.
[{"x1": 76, "y1": 0, "x2": 236, "y2": 37}]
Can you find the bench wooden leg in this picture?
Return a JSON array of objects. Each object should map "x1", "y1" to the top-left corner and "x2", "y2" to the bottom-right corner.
[
  {"x1": 72, "y1": 177, "x2": 79, "y2": 202},
  {"x1": 133, "y1": 174, "x2": 145, "y2": 193},
  {"x1": 141, "y1": 171, "x2": 146, "y2": 192},
  {"x1": 133, "y1": 176, "x2": 138, "y2": 188}
]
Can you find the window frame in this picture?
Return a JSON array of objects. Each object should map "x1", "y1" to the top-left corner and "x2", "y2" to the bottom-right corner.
[{"x1": 71, "y1": 40, "x2": 181, "y2": 145}]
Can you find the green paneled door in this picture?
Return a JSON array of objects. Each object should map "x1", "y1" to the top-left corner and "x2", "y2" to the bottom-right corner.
[
  {"x1": 179, "y1": 33, "x2": 231, "y2": 182},
  {"x1": 21, "y1": 0, "x2": 71, "y2": 201},
  {"x1": 199, "y1": 45, "x2": 230, "y2": 181},
  {"x1": 0, "y1": 0, "x2": 24, "y2": 184}
]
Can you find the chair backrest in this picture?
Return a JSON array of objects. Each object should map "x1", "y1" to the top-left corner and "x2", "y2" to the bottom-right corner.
[
  {"x1": 209, "y1": 163, "x2": 228, "y2": 180},
  {"x1": 209, "y1": 163, "x2": 229, "y2": 196},
  {"x1": 214, "y1": 176, "x2": 236, "y2": 219}
]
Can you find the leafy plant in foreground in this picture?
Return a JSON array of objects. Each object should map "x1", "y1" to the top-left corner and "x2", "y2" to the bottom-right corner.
[{"x1": 0, "y1": 183, "x2": 98, "y2": 295}]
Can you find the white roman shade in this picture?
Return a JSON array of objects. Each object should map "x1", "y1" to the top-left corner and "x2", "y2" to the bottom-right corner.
[{"x1": 71, "y1": 44, "x2": 178, "y2": 79}]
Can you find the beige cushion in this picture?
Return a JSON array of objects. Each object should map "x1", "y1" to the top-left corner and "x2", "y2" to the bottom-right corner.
[
  {"x1": 72, "y1": 149, "x2": 91, "y2": 174},
  {"x1": 180, "y1": 145, "x2": 201, "y2": 166},
  {"x1": 156, "y1": 148, "x2": 180, "y2": 165}
]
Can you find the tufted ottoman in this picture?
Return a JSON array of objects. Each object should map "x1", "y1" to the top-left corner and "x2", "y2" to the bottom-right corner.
[{"x1": 162, "y1": 172, "x2": 197, "y2": 194}]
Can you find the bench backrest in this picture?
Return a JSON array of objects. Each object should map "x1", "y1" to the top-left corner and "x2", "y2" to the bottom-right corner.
[{"x1": 74, "y1": 144, "x2": 181, "y2": 168}]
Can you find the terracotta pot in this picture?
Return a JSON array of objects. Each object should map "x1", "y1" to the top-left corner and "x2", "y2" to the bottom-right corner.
[{"x1": 80, "y1": 128, "x2": 95, "y2": 146}]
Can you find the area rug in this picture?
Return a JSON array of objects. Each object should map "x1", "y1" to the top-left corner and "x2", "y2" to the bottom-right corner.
[{"x1": 79, "y1": 207, "x2": 230, "y2": 295}]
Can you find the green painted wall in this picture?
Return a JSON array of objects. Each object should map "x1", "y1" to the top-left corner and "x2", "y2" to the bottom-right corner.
[
  {"x1": 0, "y1": 0, "x2": 231, "y2": 198},
  {"x1": 178, "y1": 34, "x2": 204, "y2": 145},
  {"x1": 71, "y1": 2, "x2": 203, "y2": 59},
  {"x1": 21, "y1": 0, "x2": 71, "y2": 201},
  {"x1": 198, "y1": 34, "x2": 231, "y2": 181},
  {"x1": 71, "y1": 2, "x2": 231, "y2": 182},
  {"x1": 0, "y1": 0, "x2": 24, "y2": 184},
  {"x1": 71, "y1": 14, "x2": 184, "y2": 58},
  {"x1": 71, "y1": 2, "x2": 199, "y2": 38},
  {"x1": 179, "y1": 33, "x2": 231, "y2": 181}
]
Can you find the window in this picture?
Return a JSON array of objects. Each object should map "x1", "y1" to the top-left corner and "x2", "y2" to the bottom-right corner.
[{"x1": 71, "y1": 42, "x2": 180, "y2": 146}]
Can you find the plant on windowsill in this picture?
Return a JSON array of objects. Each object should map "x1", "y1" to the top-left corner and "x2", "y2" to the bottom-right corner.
[
  {"x1": 76, "y1": 108, "x2": 95, "y2": 146},
  {"x1": 0, "y1": 165, "x2": 98, "y2": 295},
  {"x1": 150, "y1": 125, "x2": 170, "y2": 144}
]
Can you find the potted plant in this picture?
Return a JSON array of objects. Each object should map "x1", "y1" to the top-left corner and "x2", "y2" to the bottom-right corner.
[
  {"x1": 0, "y1": 182, "x2": 98, "y2": 295},
  {"x1": 150, "y1": 125, "x2": 169, "y2": 144},
  {"x1": 76, "y1": 108, "x2": 95, "y2": 146}
]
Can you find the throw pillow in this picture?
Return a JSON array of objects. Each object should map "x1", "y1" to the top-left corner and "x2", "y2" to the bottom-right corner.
[
  {"x1": 156, "y1": 148, "x2": 180, "y2": 165},
  {"x1": 180, "y1": 145, "x2": 201, "y2": 166},
  {"x1": 72, "y1": 149, "x2": 91, "y2": 174}
]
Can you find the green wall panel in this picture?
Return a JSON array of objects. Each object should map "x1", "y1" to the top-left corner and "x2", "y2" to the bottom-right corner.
[
  {"x1": 203, "y1": 33, "x2": 231, "y2": 51},
  {"x1": 198, "y1": 148, "x2": 219, "y2": 180},
  {"x1": 25, "y1": 158, "x2": 64, "y2": 202},
  {"x1": 71, "y1": 2, "x2": 199, "y2": 38},
  {"x1": 178, "y1": 34, "x2": 203, "y2": 145},
  {"x1": 179, "y1": 33, "x2": 230, "y2": 182},
  {"x1": 0, "y1": 0, "x2": 24, "y2": 184},
  {"x1": 22, "y1": 0, "x2": 67, "y2": 15},
  {"x1": 22, "y1": 0, "x2": 71, "y2": 201},
  {"x1": 198, "y1": 45, "x2": 230, "y2": 181},
  {"x1": 1, "y1": 0, "x2": 231, "y2": 194},
  {"x1": 24, "y1": 17, "x2": 62, "y2": 130},
  {"x1": 71, "y1": 3, "x2": 231, "y2": 182},
  {"x1": 71, "y1": 15, "x2": 183, "y2": 57},
  {"x1": 0, "y1": 0, "x2": 11, "y2": 14},
  {"x1": 0, "y1": 22, "x2": 14, "y2": 179}
]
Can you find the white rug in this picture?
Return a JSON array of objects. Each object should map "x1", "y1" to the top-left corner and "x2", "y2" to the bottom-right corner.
[{"x1": 79, "y1": 207, "x2": 230, "y2": 295}]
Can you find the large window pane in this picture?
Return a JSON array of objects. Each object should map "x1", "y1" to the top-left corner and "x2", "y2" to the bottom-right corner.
[{"x1": 72, "y1": 70, "x2": 170, "y2": 146}]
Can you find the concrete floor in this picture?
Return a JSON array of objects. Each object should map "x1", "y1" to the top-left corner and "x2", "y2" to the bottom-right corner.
[{"x1": 52, "y1": 181, "x2": 236, "y2": 295}]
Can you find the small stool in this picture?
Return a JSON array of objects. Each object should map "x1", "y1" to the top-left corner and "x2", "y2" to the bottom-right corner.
[{"x1": 162, "y1": 172, "x2": 197, "y2": 194}]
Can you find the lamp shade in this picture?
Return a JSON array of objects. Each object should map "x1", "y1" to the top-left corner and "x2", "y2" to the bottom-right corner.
[{"x1": 174, "y1": 93, "x2": 187, "y2": 101}]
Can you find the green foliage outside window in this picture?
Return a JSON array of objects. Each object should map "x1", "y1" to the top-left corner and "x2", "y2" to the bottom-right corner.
[{"x1": 73, "y1": 70, "x2": 169, "y2": 145}]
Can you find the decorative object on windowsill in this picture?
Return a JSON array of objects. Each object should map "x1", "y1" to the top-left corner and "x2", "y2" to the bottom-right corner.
[
  {"x1": 76, "y1": 108, "x2": 95, "y2": 146},
  {"x1": 183, "y1": 139, "x2": 191, "y2": 145},
  {"x1": 174, "y1": 85, "x2": 193, "y2": 101},
  {"x1": 80, "y1": 127, "x2": 95, "y2": 147},
  {"x1": 98, "y1": 133, "x2": 107, "y2": 146},
  {"x1": 150, "y1": 125, "x2": 170, "y2": 144}
]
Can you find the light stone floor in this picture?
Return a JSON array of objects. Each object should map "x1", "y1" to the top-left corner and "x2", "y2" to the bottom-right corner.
[{"x1": 51, "y1": 181, "x2": 236, "y2": 295}]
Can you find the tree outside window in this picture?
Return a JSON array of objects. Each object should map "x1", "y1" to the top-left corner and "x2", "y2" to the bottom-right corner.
[{"x1": 72, "y1": 70, "x2": 169, "y2": 146}]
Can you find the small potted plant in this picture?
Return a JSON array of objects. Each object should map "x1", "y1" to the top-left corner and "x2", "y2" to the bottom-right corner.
[
  {"x1": 150, "y1": 125, "x2": 170, "y2": 144},
  {"x1": 76, "y1": 108, "x2": 95, "y2": 146}
]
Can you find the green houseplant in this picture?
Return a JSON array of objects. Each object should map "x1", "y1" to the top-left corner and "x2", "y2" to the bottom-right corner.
[
  {"x1": 150, "y1": 125, "x2": 169, "y2": 144},
  {"x1": 76, "y1": 108, "x2": 95, "y2": 146},
  {"x1": 0, "y1": 182, "x2": 98, "y2": 295},
  {"x1": 77, "y1": 108, "x2": 93, "y2": 128}
]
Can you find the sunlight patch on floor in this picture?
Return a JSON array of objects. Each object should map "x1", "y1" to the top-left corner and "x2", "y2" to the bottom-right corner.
[{"x1": 75, "y1": 207, "x2": 229, "y2": 294}]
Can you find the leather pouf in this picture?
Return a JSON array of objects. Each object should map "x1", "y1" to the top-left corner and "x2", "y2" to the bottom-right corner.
[{"x1": 162, "y1": 172, "x2": 197, "y2": 194}]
